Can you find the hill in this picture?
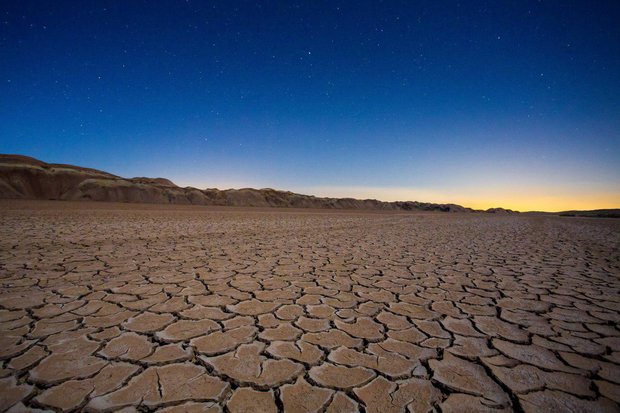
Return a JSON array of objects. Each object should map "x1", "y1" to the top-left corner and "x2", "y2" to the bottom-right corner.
[
  {"x1": 0, "y1": 154, "x2": 473, "y2": 212},
  {"x1": 558, "y1": 209, "x2": 620, "y2": 218}
]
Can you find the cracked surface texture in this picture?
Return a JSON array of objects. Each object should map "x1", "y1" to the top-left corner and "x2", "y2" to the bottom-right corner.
[{"x1": 0, "y1": 200, "x2": 619, "y2": 412}]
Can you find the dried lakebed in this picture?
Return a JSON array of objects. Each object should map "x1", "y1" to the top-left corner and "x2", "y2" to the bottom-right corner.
[{"x1": 0, "y1": 201, "x2": 619, "y2": 412}]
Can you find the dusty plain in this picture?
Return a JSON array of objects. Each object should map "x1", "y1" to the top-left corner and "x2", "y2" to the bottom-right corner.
[{"x1": 0, "y1": 200, "x2": 619, "y2": 412}]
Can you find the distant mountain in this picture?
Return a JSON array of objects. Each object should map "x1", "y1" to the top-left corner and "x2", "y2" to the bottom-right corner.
[
  {"x1": 485, "y1": 207, "x2": 518, "y2": 214},
  {"x1": 558, "y1": 209, "x2": 620, "y2": 218},
  {"x1": 0, "y1": 154, "x2": 474, "y2": 212}
]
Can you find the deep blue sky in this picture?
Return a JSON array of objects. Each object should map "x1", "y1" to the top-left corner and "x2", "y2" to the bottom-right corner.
[{"x1": 2, "y1": 1, "x2": 619, "y2": 210}]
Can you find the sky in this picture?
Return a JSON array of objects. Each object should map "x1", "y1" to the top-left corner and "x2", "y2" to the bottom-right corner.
[{"x1": 1, "y1": 0, "x2": 619, "y2": 211}]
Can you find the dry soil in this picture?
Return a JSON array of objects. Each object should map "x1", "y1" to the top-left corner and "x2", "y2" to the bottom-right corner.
[{"x1": 0, "y1": 200, "x2": 619, "y2": 412}]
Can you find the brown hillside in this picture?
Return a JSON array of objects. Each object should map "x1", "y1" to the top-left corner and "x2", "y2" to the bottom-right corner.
[{"x1": 0, "y1": 154, "x2": 476, "y2": 212}]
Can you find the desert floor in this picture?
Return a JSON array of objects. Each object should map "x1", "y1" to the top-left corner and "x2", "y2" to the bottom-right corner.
[{"x1": 0, "y1": 200, "x2": 619, "y2": 413}]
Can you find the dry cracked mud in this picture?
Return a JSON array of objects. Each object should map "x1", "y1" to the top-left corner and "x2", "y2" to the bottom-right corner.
[{"x1": 0, "y1": 200, "x2": 619, "y2": 412}]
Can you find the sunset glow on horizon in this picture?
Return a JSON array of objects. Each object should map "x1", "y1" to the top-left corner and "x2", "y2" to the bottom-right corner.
[{"x1": 297, "y1": 186, "x2": 620, "y2": 213}]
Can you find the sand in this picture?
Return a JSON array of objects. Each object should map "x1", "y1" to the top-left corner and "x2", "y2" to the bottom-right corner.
[{"x1": 0, "y1": 200, "x2": 619, "y2": 412}]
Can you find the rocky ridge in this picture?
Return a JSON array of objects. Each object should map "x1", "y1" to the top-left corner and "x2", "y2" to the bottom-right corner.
[{"x1": 0, "y1": 154, "x2": 475, "y2": 212}]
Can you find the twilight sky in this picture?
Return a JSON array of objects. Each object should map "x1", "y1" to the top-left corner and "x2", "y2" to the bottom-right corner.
[{"x1": 1, "y1": 1, "x2": 619, "y2": 211}]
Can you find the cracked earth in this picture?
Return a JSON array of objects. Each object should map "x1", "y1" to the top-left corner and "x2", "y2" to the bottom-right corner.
[{"x1": 1, "y1": 200, "x2": 619, "y2": 412}]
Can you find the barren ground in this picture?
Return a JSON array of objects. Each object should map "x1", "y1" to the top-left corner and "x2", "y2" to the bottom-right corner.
[{"x1": 1, "y1": 200, "x2": 619, "y2": 413}]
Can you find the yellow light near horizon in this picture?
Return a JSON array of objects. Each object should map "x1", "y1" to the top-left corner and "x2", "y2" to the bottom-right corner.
[
  {"x1": 453, "y1": 192, "x2": 620, "y2": 212},
  {"x1": 302, "y1": 186, "x2": 620, "y2": 212},
  {"x1": 463, "y1": 198, "x2": 617, "y2": 212}
]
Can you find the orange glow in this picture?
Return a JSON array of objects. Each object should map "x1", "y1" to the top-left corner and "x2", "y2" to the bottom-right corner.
[{"x1": 301, "y1": 186, "x2": 620, "y2": 212}]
